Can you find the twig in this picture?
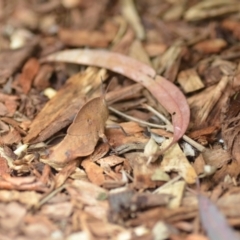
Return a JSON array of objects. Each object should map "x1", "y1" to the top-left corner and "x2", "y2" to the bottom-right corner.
[
  {"x1": 143, "y1": 104, "x2": 205, "y2": 152},
  {"x1": 34, "y1": 184, "x2": 67, "y2": 210},
  {"x1": 109, "y1": 106, "x2": 168, "y2": 130},
  {"x1": 153, "y1": 175, "x2": 182, "y2": 194},
  {"x1": 143, "y1": 104, "x2": 172, "y2": 129}
]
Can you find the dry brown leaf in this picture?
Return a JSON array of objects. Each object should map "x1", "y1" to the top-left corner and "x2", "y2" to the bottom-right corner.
[{"x1": 48, "y1": 92, "x2": 109, "y2": 166}]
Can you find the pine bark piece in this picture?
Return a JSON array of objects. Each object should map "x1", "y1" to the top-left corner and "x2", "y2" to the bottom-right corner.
[
  {"x1": 160, "y1": 139, "x2": 197, "y2": 184},
  {"x1": 193, "y1": 39, "x2": 227, "y2": 54},
  {"x1": 33, "y1": 64, "x2": 53, "y2": 90},
  {"x1": 125, "y1": 152, "x2": 163, "y2": 189},
  {"x1": 155, "y1": 180, "x2": 186, "y2": 209},
  {"x1": 221, "y1": 91, "x2": 240, "y2": 164},
  {"x1": 18, "y1": 58, "x2": 40, "y2": 94},
  {"x1": 81, "y1": 160, "x2": 105, "y2": 186},
  {"x1": 198, "y1": 194, "x2": 238, "y2": 240},
  {"x1": 189, "y1": 75, "x2": 230, "y2": 126},
  {"x1": 121, "y1": 0, "x2": 145, "y2": 40},
  {"x1": 184, "y1": 1, "x2": 240, "y2": 21},
  {"x1": 202, "y1": 148, "x2": 231, "y2": 169},
  {"x1": 157, "y1": 41, "x2": 184, "y2": 82},
  {"x1": 0, "y1": 157, "x2": 10, "y2": 175},
  {"x1": 144, "y1": 43, "x2": 167, "y2": 57},
  {"x1": 59, "y1": 27, "x2": 115, "y2": 48},
  {"x1": 221, "y1": 19, "x2": 240, "y2": 40},
  {"x1": 177, "y1": 68, "x2": 204, "y2": 93},
  {"x1": 129, "y1": 40, "x2": 152, "y2": 66},
  {"x1": 0, "y1": 38, "x2": 38, "y2": 84}
]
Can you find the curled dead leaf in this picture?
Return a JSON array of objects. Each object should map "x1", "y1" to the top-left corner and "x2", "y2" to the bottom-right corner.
[{"x1": 48, "y1": 94, "x2": 109, "y2": 166}]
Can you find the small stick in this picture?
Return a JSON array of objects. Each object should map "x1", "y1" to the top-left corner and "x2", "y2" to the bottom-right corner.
[
  {"x1": 34, "y1": 184, "x2": 67, "y2": 210},
  {"x1": 142, "y1": 104, "x2": 172, "y2": 127},
  {"x1": 153, "y1": 175, "x2": 182, "y2": 194},
  {"x1": 109, "y1": 106, "x2": 168, "y2": 130},
  {"x1": 143, "y1": 104, "x2": 205, "y2": 152}
]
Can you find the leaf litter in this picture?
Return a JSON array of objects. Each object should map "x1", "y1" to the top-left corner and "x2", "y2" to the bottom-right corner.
[{"x1": 0, "y1": 0, "x2": 240, "y2": 239}]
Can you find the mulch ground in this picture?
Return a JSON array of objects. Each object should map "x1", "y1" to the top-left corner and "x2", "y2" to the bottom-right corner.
[{"x1": 0, "y1": 1, "x2": 240, "y2": 239}]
